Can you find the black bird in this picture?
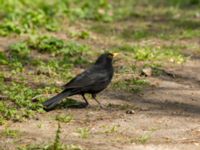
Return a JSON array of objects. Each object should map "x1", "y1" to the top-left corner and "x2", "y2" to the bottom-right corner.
[{"x1": 43, "y1": 52, "x2": 118, "y2": 110}]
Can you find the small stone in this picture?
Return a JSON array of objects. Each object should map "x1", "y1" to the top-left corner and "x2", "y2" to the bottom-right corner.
[
  {"x1": 126, "y1": 109, "x2": 135, "y2": 114},
  {"x1": 141, "y1": 67, "x2": 152, "y2": 77}
]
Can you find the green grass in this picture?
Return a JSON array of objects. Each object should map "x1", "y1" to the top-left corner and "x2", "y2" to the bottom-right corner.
[
  {"x1": 103, "y1": 125, "x2": 120, "y2": 134},
  {"x1": 0, "y1": 35, "x2": 93, "y2": 122},
  {"x1": 28, "y1": 35, "x2": 90, "y2": 55},
  {"x1": 0, "y1": 0, "x2": 199, "y2": 36},
  {"x1": 0, "y1": 81, "x2": 45, "y2": 122},
  {"x1": 116, "y1": 45, "x2": 185, "y2": 64},
  {"x1": 0, "y1": 0, "x2": 132, "y2": 36},
  {"x1": 6, "y1": 35, "x2": 90, "y2": 75},
  {"x1": 0, "y1": 116, "x2": 5, "y2": 125},
  {"x1": 136, "y1": 133, "x2": 151, "y2": 144},
  {"x1": 77, "y1": 127, "x2": 90, "y2": 139},
  {"x1": 55, "y1": 114, "x2": 73, "y2": 123},
  {"x1": 1, "y1": 128, "x2": 21, "y2": 138},
  {"x1": 69, "y1": 30, "x2": 90, "y2": 39}
]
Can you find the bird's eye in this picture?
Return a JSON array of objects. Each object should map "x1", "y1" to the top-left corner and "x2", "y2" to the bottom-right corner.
[{"x1": 107, "y1": 54, "x2": 113, "y2": 59}]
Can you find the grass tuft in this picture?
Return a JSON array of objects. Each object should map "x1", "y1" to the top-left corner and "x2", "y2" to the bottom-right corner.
[
  {"x1": 55, "y1": 114, "x2": 73, "y2": 123},
  {"x1": 77, "y1": 127, "x2": 90, "y2": 139}
]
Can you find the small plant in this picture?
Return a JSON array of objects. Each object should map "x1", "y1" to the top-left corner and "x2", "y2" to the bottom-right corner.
[
  {"x1": 29, "y1": 36, "x2": 65, "y2": 53},
  {"x1": 0, "y1": 116, "x2": 5, "y2": 125},
  {"x1": 70, "y1": 30, "x2": 90, "y2": 39},
  {"x1": 0, "y1": 81, "x2": 46, "y2": 122},
  {"x1": 27, "y1": 35, "x2": 90, "y2": 65},
  {"x1": 1, "y1": 128, "x2": 20, "y2": 138},
  {"x1": 53, "y1": 123, "x2": 64, "y2": 150},
  {"x1": 0, "y1": 51, "x2": 8, "y2": 65},
  {"x1": 9, "y1": 42, "x2": 30, "y2": 58},
  {"x1": 103, "y1": 125, "x2": 120, "y2": 134},
  {"x1": 78, "y1": 31, "x2": 90, "y2": 39},
  {"x1": 136, "y1": 133, "x2": 151, "y2": 144},
  {"x1": 77, "y1": 127, "x2": 90, "y2": 139},
  {"x1": 55, "y1": 114, "x2": 73, "y2": 123},
  {"x1": 7, "y1": 42, "x2": 31, "y2": 69},
  {"x1": 0, "y1": 20, "x2": 21, "y2": 36}
]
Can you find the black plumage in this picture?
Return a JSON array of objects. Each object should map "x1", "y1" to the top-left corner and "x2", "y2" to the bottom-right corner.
[{"x1": 43, "y1": 53, "x2": 117, "y2": 110}]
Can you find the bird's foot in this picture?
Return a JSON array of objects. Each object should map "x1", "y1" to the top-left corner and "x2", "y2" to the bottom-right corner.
[
  {"x1": 98, "y1": 104, "x2": 106, "y2": 110},
  {"x1": 79, "y1": 102, "x2": 89, "y2": 108}
]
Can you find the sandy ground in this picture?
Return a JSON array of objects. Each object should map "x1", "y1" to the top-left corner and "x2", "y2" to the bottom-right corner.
[{"x1": 0, "y1": 58, "x2": 200, "y2": 150}]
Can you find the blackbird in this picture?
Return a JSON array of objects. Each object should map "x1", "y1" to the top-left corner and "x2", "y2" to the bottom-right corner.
[{"x1": 43, "y1": 52, "x2": 118, "y2": 110}]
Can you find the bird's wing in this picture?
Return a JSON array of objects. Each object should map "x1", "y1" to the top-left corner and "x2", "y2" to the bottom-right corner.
[{"x1": 63, "y1": 66, "x2": 109, "y2": 89}]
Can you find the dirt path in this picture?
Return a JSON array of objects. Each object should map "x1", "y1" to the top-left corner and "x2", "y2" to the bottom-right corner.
[{"x1": 0, "y1": 58, "x2": 200, "y2": 150}]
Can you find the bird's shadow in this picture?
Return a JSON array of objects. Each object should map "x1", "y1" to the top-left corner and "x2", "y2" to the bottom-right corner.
[{"x1": 57, "y1": 98, "x2": 88, "y2": 109}]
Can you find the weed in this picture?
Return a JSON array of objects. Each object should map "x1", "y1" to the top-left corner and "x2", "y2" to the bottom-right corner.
[
  {"x1": 29, "y1": 36, "x2": 65, "y2": 54},
  {"x1": 103, "y1": 125, "x2": 120, "y2": 134},
  {"x1": 7, "y1": 42, "x2": 31, "y2": 69},
  {"x1": 0, "y1": 1, "x2": 60, "y2": 35},
  {"x1": 53, "y1": 123, "x2": 63, "y2": 150},
  {"x1": 0, "y1": 116, "x2": 5, "y2": 125},
  {"x1": 62, "y1": 41, "x2": 89, "y2": 56},
  {"x1": 116, "y1": 45, "x2": 185, "y2": 64},
  {"x1": 27, "y1": 35, "x2": 90, "y2": 64},
  {"x1": 1, "y1": 128, "x2": 20, "y2": 138},
  {"x1": 9, "y1": 42, "x2": 30, "y2": 58},
  {"x1": 55, "y1": 114, "x2": 73, "y2": 123},
  {"x1": 0, "y1": 51, "x2": 8, "y2": 65},
  {"x1": 136, "y1": 132, "x2": 152, "y2": 144},
  {"x1": 0, "y1": 0, "x2": 132, "y2": 36},
  {"x1": 37, "y1": 123, "x2": 43, "y2": 129},
  {"x1": 0, "y1": 21, "x2": 21, "y2": 36},
  {"x1": 70, "y1": 30, "x2": 90, "y2": 39},
  {"x1": 0, "y1": 81, "x2": 47, "y2": 121},
  {"x1": 78, "y1": 31, "x2": 90, "y2": 39},
  {"x1": 179, "y1": 29, "x2": 200, "y2": 39},
  {"x1": 77, "y1": 127, "x2": 90, "y2": 139}
]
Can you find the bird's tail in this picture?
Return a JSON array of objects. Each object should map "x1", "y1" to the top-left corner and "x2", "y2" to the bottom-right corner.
[{"x1": 43, "y1": 90, "x2": 71, "y2": 110}]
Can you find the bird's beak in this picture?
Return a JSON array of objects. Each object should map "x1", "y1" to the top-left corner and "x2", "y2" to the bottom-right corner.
[{"x1": 112, "y1": 53, "x2": 119, "y2": 57}]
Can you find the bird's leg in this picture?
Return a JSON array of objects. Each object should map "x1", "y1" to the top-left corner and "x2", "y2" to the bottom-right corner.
[
  {"x1": 92, "y1": 94, "x2": 103, "y2": 108},
  {"x1": 82, "y1": 94, "x2": 89, "y2": 106}
]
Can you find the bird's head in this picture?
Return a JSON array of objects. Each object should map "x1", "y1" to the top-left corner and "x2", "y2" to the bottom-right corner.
[{"x1": 95, "y1": 52, "x2": 119, "y2": 65}]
